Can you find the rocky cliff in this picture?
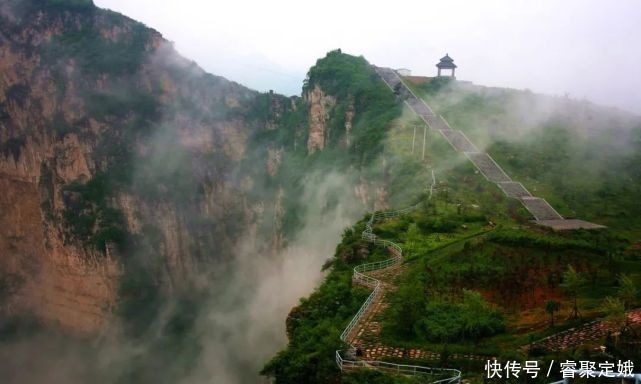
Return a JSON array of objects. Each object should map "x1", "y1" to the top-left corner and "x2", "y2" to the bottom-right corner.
[
  {"x1": 0, "y1": 2, "x2": 403, "y2": 339},
  {"x1": 305, "y1": 84, "x2": 335, "y2": 153},
  {"x1": 0, "y1": 0, "x2": 271, "y2": 333}
]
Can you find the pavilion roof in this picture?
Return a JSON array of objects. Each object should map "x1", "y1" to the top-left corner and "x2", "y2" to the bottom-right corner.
[{"x1": 436, "y1": 54, "x2": 457, "y2": 68}]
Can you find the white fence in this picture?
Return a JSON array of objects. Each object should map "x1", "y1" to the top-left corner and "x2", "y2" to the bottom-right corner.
[
  {"x1": 336, "y1": 351, "x2": 462, "y2": 384},
  {"x1": 336, "y1": 168, "x2": 461, "y2": 383}
]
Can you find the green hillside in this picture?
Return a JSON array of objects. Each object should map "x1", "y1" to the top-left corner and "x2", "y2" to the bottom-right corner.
[
  {"x1": 412, "y1": 78, "x2": 641, "y2": 236},
  {"x1": 264, "y1": 71, "x2": 641, "y2": 383},
  {"x1": 2, "y1": 2, "x2": 640, "y2": 381}
]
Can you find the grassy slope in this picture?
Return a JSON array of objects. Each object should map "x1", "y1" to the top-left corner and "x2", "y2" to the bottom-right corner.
[
  {"x1": 266, "y1": 76, "x2": 641, "y2": 383},
  {"x1": 410, "y1": 78, "x2": 641, "y2": 238}
]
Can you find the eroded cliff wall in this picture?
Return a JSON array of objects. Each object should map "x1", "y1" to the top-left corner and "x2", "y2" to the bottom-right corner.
[{"x1": 0, "y1": 0, "x2": 264, "y2": 333}]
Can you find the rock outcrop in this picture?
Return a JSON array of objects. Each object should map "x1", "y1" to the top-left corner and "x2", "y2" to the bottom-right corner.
[
  {"x1": 0, "y1": 0, "x2": 264, "y2": 332},
  {"x1": 305, "y1": 85, "x2": 335, "y2": 154}
]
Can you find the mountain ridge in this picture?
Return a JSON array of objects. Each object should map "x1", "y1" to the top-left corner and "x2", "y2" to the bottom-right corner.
[{"x1": 1, "y1": 1, "x2": 641, "y2": 383}]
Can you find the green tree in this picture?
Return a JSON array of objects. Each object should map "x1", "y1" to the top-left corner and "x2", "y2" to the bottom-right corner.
[
  {"x1": 617, "y1": 274, "x2": 638, "y2": 310},
  {"x1": 545, "y1": 300, "x2": 561, "y2": 327},
  {"x1": 391, "y1": 279, "x2": 427, "y2": 338},
  {"x1": 561, "y1": 265, "x2": 585, "y2": 320},
  {"x1": 460, "y1": 289, "x2": 504, "y2": 343},
  {"x1": 603, "y1": 296, "x2": 626, "y2": 334}
]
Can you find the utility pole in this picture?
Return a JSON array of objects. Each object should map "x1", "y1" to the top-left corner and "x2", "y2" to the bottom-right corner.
[
  {"x1": 411, "y1": 124, "x2": 417, "y2": 155},
  {"x1": 422, "y1": 125, "x2": 427, "y2": 161}
]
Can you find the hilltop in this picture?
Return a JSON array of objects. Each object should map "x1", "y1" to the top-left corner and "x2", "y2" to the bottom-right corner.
[{"x1": 1, "y1": 1, "x2": 640, "y2": 383}]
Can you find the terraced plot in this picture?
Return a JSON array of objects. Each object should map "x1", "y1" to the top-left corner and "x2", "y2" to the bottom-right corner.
[
  {"x1": 520, "y1": 197, "x2": 563, "y2": 221},
  {"x1": 464, "y1": 152, "x2": 511, "y2": 182},
  {"x1": 497, "y1": 181, "x2": 532, "y2": 198},
  {"x1": 439, "y1": 130, "x2": 478, "y2": 152},
  {"x1": 527, "y1": 309, "x2": 641, "y2": 352}
]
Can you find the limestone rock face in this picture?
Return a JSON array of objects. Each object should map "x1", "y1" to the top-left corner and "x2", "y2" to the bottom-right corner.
[
  {"x1": 0, "y1": 177, "x2": 120, "y2": 334},
  {"x1": 305, "y1": 85, "x2": 335, "y2": 154},
  {"x1": 0, "y1": 1, "x2": 266, "y2": 333},
  {"x1": 266, "y1": 146, "x2": 283, "y2": 177},
  {"x1": 344, "y1": 99, "x2": 355, "y2": 147},
  {"x1": 0, "y1": 10, "x2": 122, "y2": 331},
  {"x1": 374, "y1": 186, "x2": 389, "y2": 211}
]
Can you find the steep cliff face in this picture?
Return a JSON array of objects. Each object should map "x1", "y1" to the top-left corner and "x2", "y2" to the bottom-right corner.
[
  {"x1": 0, "y1": 4, "x2": 402, "y2": 349},
  {"x1": 0, "y1": 0, "x2": 265, "y2": 333},
  {"x1": 0, "y1": 176, "x2": 120, "y2": 333},
  {"x1": 305, "y1": 84, "x2": 335, "y2": 154},
  {"x1": 0, "y1": 4, "x2": 420, "y2": 380}
]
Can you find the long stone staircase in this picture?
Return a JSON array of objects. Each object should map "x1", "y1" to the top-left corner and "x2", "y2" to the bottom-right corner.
[{"x1": 375, "y1": 66, "x2": 604, "y2": 231}]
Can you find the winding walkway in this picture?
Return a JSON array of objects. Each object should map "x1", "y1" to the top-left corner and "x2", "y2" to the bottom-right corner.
[
  {"x1": 335, "y1": 66, "x2": 619, "y2": 381},
  {"x1": 336, "y1": 172, "x2": 463, "y2": 383},
  {"x1": 376, "y1": 65, "x2": 641, "y2": 357}
]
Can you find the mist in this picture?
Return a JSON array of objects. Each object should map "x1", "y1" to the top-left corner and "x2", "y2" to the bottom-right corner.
[
  {"x1": 179, "y1": 172, "x2": 363, "y2": 384},
  {"x1": 3, "y1": 1, "x2": 641, "y2": 382},
  {"x1": 94, "y1": 0, "x2": 641, "y2": 115},
  {"x1": 0, "y1": 167, "x2": 366, "y2": 384}
]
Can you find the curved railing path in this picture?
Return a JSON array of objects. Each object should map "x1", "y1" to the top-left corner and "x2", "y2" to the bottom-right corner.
[{"x1": 336, "y1": 171, "x2": 462, "y2": 384}]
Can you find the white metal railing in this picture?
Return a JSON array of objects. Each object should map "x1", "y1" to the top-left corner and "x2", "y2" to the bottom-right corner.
[
  {"x1": 336, "y1": 168, "x2": 460, "y2": 383},
  {"x1": 336, "y1": 350, "x2": 461, "y2": 384}
]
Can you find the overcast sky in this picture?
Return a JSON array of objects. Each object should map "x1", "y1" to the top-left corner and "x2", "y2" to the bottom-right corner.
[{"x1": 94, "y1": 0, "x2": 641, "y2": 114}]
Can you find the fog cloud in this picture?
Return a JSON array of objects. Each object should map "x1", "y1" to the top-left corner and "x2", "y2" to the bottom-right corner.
[{"x1": 94, "y1": 0, "x2": 641, "y2": 114}]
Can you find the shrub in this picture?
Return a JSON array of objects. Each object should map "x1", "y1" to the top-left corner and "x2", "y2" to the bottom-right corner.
[{"x1": 416, "y1": 290, "x2": 505, "y2": 342}]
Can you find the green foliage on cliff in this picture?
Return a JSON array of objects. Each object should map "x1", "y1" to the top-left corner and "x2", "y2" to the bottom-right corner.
[
  {"x1": 261, "y1": 221, "x2": 372, "y2": 383},
  {"x1": 237, "y1": 51, "x2": 404, "y2": 243},
  {"x1": 62, "y1": 173, "x2": 127, "y2": 251},
  {"x1": 386, "y1": 281, "x2": 504, "y2": 343},
  {"x1": 7, "y1": 0, "x2": 95, "y2": 16},
  {"x1": 304, "y1": 50, "x2": 402, "y2": 166},
  {"x1": 304, "y1": 49, "x2": 372, "y2": 100},
  {"x1": 41, "y1": 21, "x2": 152, "y2": 77}
]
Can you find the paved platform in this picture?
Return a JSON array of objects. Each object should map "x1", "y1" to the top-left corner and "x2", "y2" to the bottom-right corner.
[{"x1": 535, "y1": 219, "x2": 606, "y2": 230}]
